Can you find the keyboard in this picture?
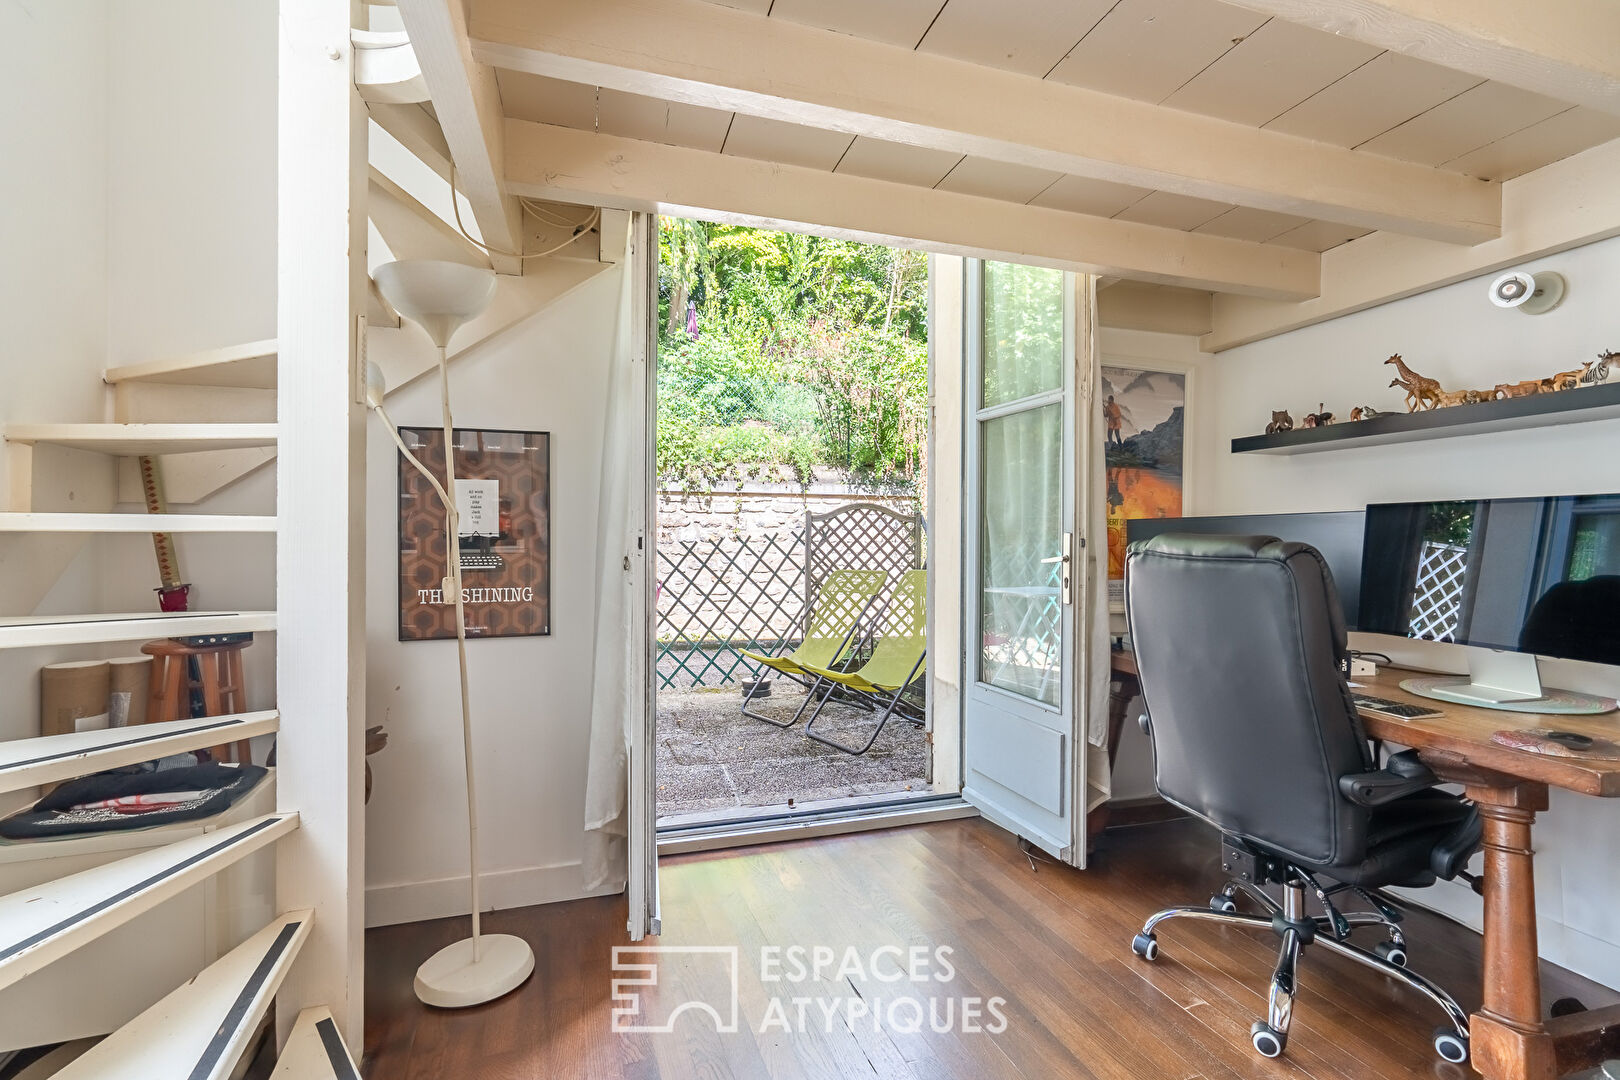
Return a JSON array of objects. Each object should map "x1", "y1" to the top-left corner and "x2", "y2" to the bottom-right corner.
[
  {"x1": 459, "y1": 552, "x2": 505, "y2": 572},
  {"x1": 1352, "y1": 694, "x2": 1443, "y2": 721}
]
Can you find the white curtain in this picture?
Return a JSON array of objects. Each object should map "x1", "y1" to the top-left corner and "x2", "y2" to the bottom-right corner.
[{"x1": 582, "y1": 253, "x2": 639, "y2": 892}]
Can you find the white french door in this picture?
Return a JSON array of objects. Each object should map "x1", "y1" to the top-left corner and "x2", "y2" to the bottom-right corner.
[
  {"x1": 629, "y1": 212, "x2": 660, "y2": 938},
  {"x1": 961, "y1": 260, "x2": 1090, "y2": 864}
]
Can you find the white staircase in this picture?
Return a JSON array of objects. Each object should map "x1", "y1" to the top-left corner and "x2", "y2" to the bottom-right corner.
[
  {"x1": 0, "y1": 335, "x2": 364, "y2": 1076},
  {"x1": 52, "y1": 911, "x2": 315, "y2": 1080}
]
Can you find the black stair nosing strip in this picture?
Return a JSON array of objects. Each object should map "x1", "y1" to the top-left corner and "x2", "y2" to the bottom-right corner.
[
  {"x1": 3, "y1": 717, "x2": 253, "y2": 771},
  {"x1": 315, "y1": 1017, "x2": 361, "y2": 1080},
  {"x1": 0, "y1": 816, "x2": 283, "y2": 966},
  {"x1": 187, "y1": 919, "x2": 305, "y2": 1080}
]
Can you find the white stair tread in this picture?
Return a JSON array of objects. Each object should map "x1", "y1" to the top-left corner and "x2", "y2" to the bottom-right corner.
[
  {"x1": 0, "y1": 610, "x2": 275, "y2": 650},
  {"x1": 55, "y1": 910, "x2": 313, "y2": 1080},
  {"x1": 271, "y1": 1007, "x2": 361, "y2": 1079},
  {"x1": 0, "y1": 513, "x2": 276, "y2": 533},
  {"x1": 3, "y1": 423, "x2": 278, "y2": 455},
  {"x1": 0, "y1": 812, "x2": 298, "y2": 992},
  {"x1": 0, "y1": 711, "x2": 280, "y2": 795},
  {"x1": 104, "y1": 339, "x2": 278, "y2": 389}
]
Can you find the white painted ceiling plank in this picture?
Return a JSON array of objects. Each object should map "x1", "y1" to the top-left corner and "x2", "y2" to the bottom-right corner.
[
  {"x1": 471, "y1": 0, "x2": 1502, "y2": 243},
  {"x1": 1263, "y1": 50, "x2": 1483, "y2": 147},
  {"x1": 1044, "y1": 0, "x2": 1269, "y2": 104},
  {"x1": 1161, "y1": 17, "x2": 1381, "y2": 127},
  {"x1": 1029, "y1": 175, "x2": 1155, "y2": 218},
  {"x1": 722, "y1": 113, "x2": 854, "y2": 171},
  {"x1": 916, "y1": 0, "x2": 1115, "y2": 79},
  {"x1": 768, "y1": 0, "x2": 945, "y2": 49},
  {"x1": 504, "y1": 118, "x2": 1321, "y2": 299},
  {"x1": 934, "y1": 156, "x2": 1063, "y2": 203},
  {"x1": 834, "y1": 137, "x2": 964, "y2": 187},
  {"x1": 1358, "y1": 80, "x2": 1573, "y2": 166},
  {"x1": 1114, "y1": 190, "x2": 1236, "y2": 231},
  {"x1": 1216, "y1": 0, "x2": 1620, "y2": 117},
  {"x1": 1440, "y1": 107, "x2": 1620, "y2": 181}
]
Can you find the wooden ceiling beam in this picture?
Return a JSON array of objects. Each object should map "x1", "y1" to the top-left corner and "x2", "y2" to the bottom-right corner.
[
  {"x1": 503, "y1": 120, "x2": 1320, "y2": 300},
  {"x1": 1221, "y1": 0, "x2": 1620, "y2": 117},
  {"x1": 393, "y1": 0, "x2": 524, "y2": 274},
  {"x1": 469, "y1": 0, "x2": 1500, "y2": 245}
]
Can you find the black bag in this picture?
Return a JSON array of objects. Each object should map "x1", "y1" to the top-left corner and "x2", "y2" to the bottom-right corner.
[{"x1": 0, "y1": 763, "x2": 268, "y2": 839}]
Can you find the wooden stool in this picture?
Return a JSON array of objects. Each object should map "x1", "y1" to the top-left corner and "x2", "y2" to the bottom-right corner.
[{"x1": 141, "y1": 638, "x2": 254, "y2": 764}]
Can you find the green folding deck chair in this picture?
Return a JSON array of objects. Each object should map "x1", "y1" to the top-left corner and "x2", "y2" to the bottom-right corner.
[
  {"x1": 801, "y1": 569, "x2": 928, "y2": 755},
  {"x1": 738, "y1": 568, "x2": 887, "y2": 728}
]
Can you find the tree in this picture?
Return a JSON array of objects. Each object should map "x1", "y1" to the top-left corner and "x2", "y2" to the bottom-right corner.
[{"x1": 656, "y1": 218, "x2": 929, "y2": 493}]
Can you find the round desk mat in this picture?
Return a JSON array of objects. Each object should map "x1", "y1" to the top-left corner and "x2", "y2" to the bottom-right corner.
[{"x1": 1400, "y1": 676, "x2": 1619, "y2": 715}]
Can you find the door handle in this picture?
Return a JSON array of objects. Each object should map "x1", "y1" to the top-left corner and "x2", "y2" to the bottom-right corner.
[{"x1": 1060, "y1": 531, "x2": 1074, "y2": 606}]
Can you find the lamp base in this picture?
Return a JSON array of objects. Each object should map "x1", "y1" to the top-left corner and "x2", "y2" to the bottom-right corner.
[{"x1": 413, "y1": 933, "x2": 534, "y2": 1008}]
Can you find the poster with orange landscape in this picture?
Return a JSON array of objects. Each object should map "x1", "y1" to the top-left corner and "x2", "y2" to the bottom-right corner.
[{"x1": 1102, "y1": 366, "x2": 1185, "y2": 584}]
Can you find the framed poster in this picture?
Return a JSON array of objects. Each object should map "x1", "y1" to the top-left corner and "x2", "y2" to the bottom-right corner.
[
  {"x1": 1102, "y1": 362, "x2": 1190, "y2": 609},
  {"x1": 398, "y1": 427, "x2": 551, "y2": 641}
]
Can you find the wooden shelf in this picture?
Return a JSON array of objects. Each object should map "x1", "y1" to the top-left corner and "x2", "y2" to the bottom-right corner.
[{"x1": 1231, "y1": 382, "x2": 1620, "y2": 455}]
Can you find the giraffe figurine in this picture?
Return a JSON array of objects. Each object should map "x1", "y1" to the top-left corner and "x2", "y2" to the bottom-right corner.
[{"x1": 1384, "y1": 354, "x2": 1442, "y2": 411}]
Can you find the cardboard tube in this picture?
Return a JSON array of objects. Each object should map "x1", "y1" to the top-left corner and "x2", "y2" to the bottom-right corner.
[
  {"x1": 41, "y1": 660, "x2": 111, "y2": 737},
  {"x1": 108, "y1": 655, "x2": 154, "y2": 728}
]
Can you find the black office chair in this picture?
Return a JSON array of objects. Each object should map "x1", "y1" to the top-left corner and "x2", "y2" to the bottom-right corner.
[{"x1": 1123, "y1": 534, "x2": 1481, "y2": 1065}]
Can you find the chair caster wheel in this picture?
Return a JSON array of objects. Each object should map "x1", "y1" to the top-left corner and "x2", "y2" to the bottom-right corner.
[
  {"x1": 1374, "y1": 940, "x2": 1407, "y2": 967},
  {"x1": 1210, "y1": 893, "x2": 1238, "y2": 913},
  {"x1": 1251, "y1": 1021, "x2": 1286, "y2": 1058},
  {"x1": 1131, "y1": 933, "x2": 1159, "y2": 961},
  {"x1": 1433, "y1": 1027, "x2": 1469, "y2": 1064}
]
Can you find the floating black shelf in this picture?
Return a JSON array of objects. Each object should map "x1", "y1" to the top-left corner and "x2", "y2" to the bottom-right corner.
[{"x1": 1231, "y1": 382, "x2": 1620, "y2": 455}]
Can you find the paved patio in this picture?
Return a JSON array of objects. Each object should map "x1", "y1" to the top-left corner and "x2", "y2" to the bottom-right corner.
[{"x1": 655, "y1": 685, "x2": 929, "y2": 821}]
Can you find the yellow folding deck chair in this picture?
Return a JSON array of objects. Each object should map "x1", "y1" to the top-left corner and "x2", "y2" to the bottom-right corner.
[
  {"x1": 801, "y1": 569, "x2": 928, "y2": 755},
  {"x1": 738, "y1": 568, "x2": 887, "y2": 728}
]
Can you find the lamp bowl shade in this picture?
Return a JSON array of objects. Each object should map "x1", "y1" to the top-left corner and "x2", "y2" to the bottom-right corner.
[{"x1": 373, "y1": 259, "x2": 498, "y2": 348}]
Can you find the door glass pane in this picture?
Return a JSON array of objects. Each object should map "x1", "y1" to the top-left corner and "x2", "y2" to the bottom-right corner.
[
  {"x1": 979, "y1": 403, "x2": 1062, "y2": 705},
  {"x1": 983, "y1": 262, "x2": 1064, "y2": 408}
]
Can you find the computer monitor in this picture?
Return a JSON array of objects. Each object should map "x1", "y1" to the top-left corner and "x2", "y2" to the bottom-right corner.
[
  {"x1": 1126, "y1": 510, "x2": 1366, "y2": 627},
  {"x1": 1359, "y1": 493, "x2": 1620, "y2": 705}
]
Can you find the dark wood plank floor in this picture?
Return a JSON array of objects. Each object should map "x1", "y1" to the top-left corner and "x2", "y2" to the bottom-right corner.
[{"x1": 361, "y1": 817, "x2": 1617, "y2": 1079}]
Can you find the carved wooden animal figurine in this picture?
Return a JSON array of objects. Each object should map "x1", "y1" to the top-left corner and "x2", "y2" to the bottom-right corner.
[
  {"x1": 1495, "y1": 379, "x2": 1544, "y2": 399},
  {"x1": 1303, "y1": 403, "x2": 1334, "y2": 427},
  {"x1": 1385, "y1": 354, "x2": 1442, "y2": 410},
  {"x1": 1265, "y1": 410, "x2": 1293, "y2": 434},
  {"x1": 1547, "y1": 367, "x2": 1585, "y2": 392}
]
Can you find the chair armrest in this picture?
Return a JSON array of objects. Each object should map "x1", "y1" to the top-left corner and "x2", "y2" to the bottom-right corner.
[{"x1": 1338, "y1": 750, "x2": 1438, "y2": 807}]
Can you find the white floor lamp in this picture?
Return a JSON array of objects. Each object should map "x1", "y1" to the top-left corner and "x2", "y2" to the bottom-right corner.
[{"x1": 370, "y1": 259, "x2": 536, "y2": 1007}]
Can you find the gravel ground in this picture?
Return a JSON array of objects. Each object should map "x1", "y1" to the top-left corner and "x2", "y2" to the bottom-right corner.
[{"x1": 656, "y1": 683, "x2": 928, "y2": 821}]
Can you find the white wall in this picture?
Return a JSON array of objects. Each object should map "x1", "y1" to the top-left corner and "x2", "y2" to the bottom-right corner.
[
  {"x1": 1195, "y1": 236, "x2": 1620, "y2": 990},
  {"x1": 105, "y1": 0, "x2": 278, "y2": 364},
  {"x1": 362, "y1": 266, "x2": 622, "y2": 926}
]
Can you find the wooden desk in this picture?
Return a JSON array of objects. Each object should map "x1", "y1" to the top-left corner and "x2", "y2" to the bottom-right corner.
[
  {"x1": 1109, "y1": 651, "x2": 1620, "y2": 1080},
  {"x1": 1354, "y1": 668, "x2": 1620, "y2": 1080}
]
